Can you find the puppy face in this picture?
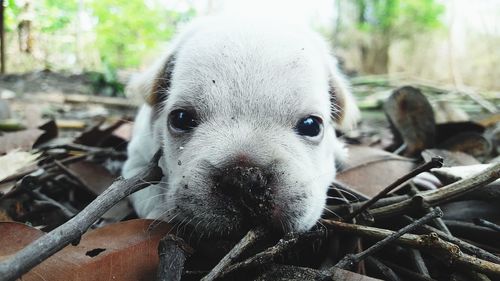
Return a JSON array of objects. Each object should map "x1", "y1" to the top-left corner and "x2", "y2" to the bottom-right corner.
[{"x1": 129, "y1": 17, "x2": 358, "y2": 237}]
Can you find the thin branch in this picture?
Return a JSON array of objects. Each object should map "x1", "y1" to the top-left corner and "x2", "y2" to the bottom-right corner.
[
  {"x1": 157, "y1": 235, "x2": 194, "y2": 281},
  {"x1": 473, "y1": 218, "x2": 500, "y2": 232},
  {"x1": 365, "y1": 256, "x2": 402, "y2": 281},
  {"x1": 381, "y1": 259, "x2": 437, "y2": 281},
  {"x1": 343, "y1": 157, "x2": 443, "y2": 221},
  {"x1": 201, "y1": 227, "x2": 267, "y2": 281},
  {"x1": 322, "y1": 219, "x2": 500, "y2": 277},
  {"x1": 334, "y1": 208, "x2": 442, "y2": 269},
  {"x1": 218, "y1": 229, "x2": 326, "y2": 279},
  {"x1": 370, "y1": 163, "x2": 500, "y2": 218},
  {"x1": 219, "y1": 233, "x2": 300, "y2": 278},
  {"x1": 402, "y1": 216, "x2": 500, "y2": 264},
  {"x1": 0, "y1": 150, "x2": 163, "y2": 281}
]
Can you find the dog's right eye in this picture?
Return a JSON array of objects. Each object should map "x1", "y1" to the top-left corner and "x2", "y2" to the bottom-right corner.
[{"x1": 168, "y1": 109, "x2": 198, "y2": 132}]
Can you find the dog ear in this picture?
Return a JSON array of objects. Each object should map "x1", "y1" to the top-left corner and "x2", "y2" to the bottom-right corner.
[
  {"x1": 309, "y1": 31, "x2": 360, "y2": 130},
  {"x1": 125, "y1": 52, "x2": 176, "y2": 110},
  {"x1": 125, "y1": 19, "x2": 206, "y2": 109},
  {"x1": 327, "y1": 57, "x2": 360, "y2": 130}
]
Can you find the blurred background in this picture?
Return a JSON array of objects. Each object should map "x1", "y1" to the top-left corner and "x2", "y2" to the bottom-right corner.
[
  {"x1": 0, "y1": 0, "x2": 499, "y2": 96},
  {"x1": 0, "y1": 0, "x2": 500, "y2": 112}
]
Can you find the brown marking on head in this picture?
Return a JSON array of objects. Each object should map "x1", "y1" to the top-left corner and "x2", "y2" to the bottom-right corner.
[{"x1": 145, "y1": 55, "x2": 176, "y2": 108}]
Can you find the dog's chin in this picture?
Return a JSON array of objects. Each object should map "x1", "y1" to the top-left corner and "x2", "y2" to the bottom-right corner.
[
  {"x1": 167, "y1": 211, "x2": 248, "y2": 241},
  {"x1": 166, "y1": 202, "x2": 301, "y2": 241}
]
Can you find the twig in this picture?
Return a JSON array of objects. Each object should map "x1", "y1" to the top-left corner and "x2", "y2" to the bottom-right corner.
[
  {"x1": 217, "y1": 229, "x2": 325, "y2": 279},
  {"x1": 473, "y1": 218, "x2": 500, "y2": 232},
  {"x1": 219, "y1": 233, "x2": 300, "y2": 278},
  {"x1": 53, "y1": 159, "x2": 93, "y2": 192},
  {"x1": 402, "y1": 216, "x2": 500, "y2": 264},
  {"x1": 343, "y1": 157, "x2": 443, "y2": 221},
  {"x1": 157, "y1": 235, "x2": 194, "y2": 281},
  {"x1": 321, "y1": 219, "x2": 500, "y2": 276},
  {"x1": 334, "y1": 208, "x2": 442, "y2": 269},
  {"x1": 365, "y1": 256, "x2": 401, "y2": 281},
  {"x1": 327, "y1": 195, "x2": 409, "y2": 215},
  {"x1": 0, "y1": 150, "x2": 163, "y2": 281},
  {"x1": 201, "y1": 227, "x2": 267, "y2": 281},
  {"x1": 381, "y1": 259, "x2": 437, "y2": 281},
  {"x1": 0, "y1": 154, "x2": 88, "y2": 186},
  {"x1": 370, "y1": 162, "x2": 500, "y2": 218},
  {"x1": 31, "y1": 189, "x2": 77, "y2": 219},
  {"x1": 408, "y1": 249, "x2": 430, "y2": 277}
]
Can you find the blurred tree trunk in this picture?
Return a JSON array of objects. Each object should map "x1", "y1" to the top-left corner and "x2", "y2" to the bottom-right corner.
[
  {"x1": 357, "y1": 0, "x2": 390, "y2": 74},
  {"x1": 360, "y1": 35, "x2": 390, "y2": 74},
  {"x1": 18, "y1": 1, "x2": 33, "y2": 53},
  {"x1": 0, "y1": 0, "x2": 5, "y2": 73}
]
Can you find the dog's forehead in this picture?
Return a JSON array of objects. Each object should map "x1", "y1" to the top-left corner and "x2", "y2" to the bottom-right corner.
[{"x1": 167, "y1": 23, "x2": 331, "y2": 121}]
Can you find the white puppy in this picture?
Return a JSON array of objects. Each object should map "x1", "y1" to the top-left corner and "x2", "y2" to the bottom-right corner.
[{"x1": 122, "y1": 16, "x2": 359, "y2": 237}]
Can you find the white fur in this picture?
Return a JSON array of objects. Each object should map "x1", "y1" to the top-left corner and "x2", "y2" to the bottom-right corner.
[{"x1": 123, "y1": 16, "x2": 359, "y2": 236}]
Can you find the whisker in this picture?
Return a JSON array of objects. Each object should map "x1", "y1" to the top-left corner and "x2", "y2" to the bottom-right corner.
[{"x1": 322, "y1": 207, "x2": 341, "y2": 219}]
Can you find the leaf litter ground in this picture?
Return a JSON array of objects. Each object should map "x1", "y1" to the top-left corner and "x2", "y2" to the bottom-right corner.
[{"x1": 0, "y1": 74, "x2": 499, "y2": 281}]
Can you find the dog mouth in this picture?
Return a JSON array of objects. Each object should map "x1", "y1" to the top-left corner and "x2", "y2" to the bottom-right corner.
[{"x1": 167, "y1": 165, "x2": 305, "y2": 239}]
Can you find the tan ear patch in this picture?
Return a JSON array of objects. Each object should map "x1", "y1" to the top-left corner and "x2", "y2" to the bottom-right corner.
[
  {"x1": 329, "y1": 84, "x2": 346, "y2": 125},
  {"x1": 145, "y1": 55, "x2": 176, "y2": 106},
  {"x1": 328, "y1": 74, "x2": 360, "y2": 131}
]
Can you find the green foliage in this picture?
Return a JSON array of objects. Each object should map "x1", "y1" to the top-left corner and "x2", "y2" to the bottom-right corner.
[
  {"x1": 90, "y1": 0, "x2": 194, "y2": 68},
  {"x1": 357, "y1": 0, "x2": 444, "y2": 38},
  {"x1": 37, "y1": 0, "x2": 78, "y2": 33},
  {"x1": 4, "y1": 0, "x2": 194, "y2": 70},
  {"x1": 88, "y1": 62, "x2": 125, "y2": 97},
  {"x1": 4, "y1": 0, "x2": 22, "y2": 32},
  {"x1": 4, "y1": 0, "x2": 77, "y2": 33}
]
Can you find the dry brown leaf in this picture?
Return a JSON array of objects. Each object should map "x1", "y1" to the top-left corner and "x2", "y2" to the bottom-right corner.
[
  {"x1": 0, "y1": 219, "x2": 172, "y2": 281},
  {"x1": 0, "y1": 150, "x2": 39, "y2": 182},
  {"x1": 384, "y1": 86, "x2": 436, "y2": 156},
  {"x1": 0, "y1": 129, "x2": 44, "y2": 154},
  {"x1": 75, "y1": 120, "x2": 125, "y2": 147},
  {"x1": 337, "y1": 145, "x2": 416, "y2": 197},
  {"x1": 421, "y1": 149, "x2": 480, "y2": 167},
  {"x1": 67, "y1": 161, "x2": 117, "y2": 195},
  {"x1": 112, "y1": 122, "x2": 133, "y2": 141}
]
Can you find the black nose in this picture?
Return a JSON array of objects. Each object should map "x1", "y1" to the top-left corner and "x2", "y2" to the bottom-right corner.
[{"x1": 216, "y1": 165, "x2": 273, "y2": 218}]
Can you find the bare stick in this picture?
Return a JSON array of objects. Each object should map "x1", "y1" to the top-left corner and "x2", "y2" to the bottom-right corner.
[
  {"x1": 157, "y1": 235, "x2": 194, "y2": 281},
  {"x1": 381, "y1": 259, "x2": 437, "y2": 281},
  {"x1": 474, "y1": 218, "x2": 500, "y2": 232},
  {"x1": 0, "y1": 154, "x2": 88, "y2": 186},
  {"x1": 219, "y1": 233, "x2": 300, "y2": 278},
  {"x1": 0, "y1": 151, "x2": 163, "y2": 281},
  {"x1": 343, "y1": 157, "x2": 443, "y2": 221},
  {"x1": 201, "y1": 227, "x2": 267, "y2": 281},
  {"x1": 335, "y1": 208, "x2": 442, "y2": 269},
  {"x1": 402, "y1": 216, "x2": 500, "y2": 264},
  {"x1": 370, "y1": 162, "x2": 500, "y2": 218},
  {"x1": 217, "y1": 229, "x2": 325, "y2": 279},
  {"x1": 365, "y1": 256, "x2": 401, "y2": 281},
  {"x1": 322, "y1": 219, "x2": 500, "y2": 276},
  {"x1": 409, "y1": 249, "x2": 430, "y2": 277}
]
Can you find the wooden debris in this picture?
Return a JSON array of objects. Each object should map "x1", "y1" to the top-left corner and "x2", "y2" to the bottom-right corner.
[
  {"x1": 157, "y1": 235, "x2": 194, "y2": 281},
  {"x1": 0, "y1": 151, "x2": 162, "y2": 281}
]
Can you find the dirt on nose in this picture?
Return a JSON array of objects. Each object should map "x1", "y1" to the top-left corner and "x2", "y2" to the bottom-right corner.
[{"x1": 217, "y1": 166, "x2": 275, "y2": 221}]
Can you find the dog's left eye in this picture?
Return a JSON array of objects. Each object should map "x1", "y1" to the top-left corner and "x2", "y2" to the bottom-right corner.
[
  {"x1": 295, "y1": 116, "x2": 323, "y2": 137},
  {"x1": 169, "y1": 109, "x2": 198, "y2": 132}
]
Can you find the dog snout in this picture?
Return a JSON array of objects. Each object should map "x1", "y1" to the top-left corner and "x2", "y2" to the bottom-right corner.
[
  {"x1": 215, "y1": 164, "x2": 274, "y2": 219},
  {"x1": 218, "y1": 166, "x2": 267, "y2": 197}
]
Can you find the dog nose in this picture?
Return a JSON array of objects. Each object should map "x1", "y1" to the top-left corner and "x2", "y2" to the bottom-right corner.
[
  {"x1": 218, "y1": 166, "x2": 267, "y2": 197},
  {"x1": 216, "y1": 165, "x2": 273, "y2": 218}
]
